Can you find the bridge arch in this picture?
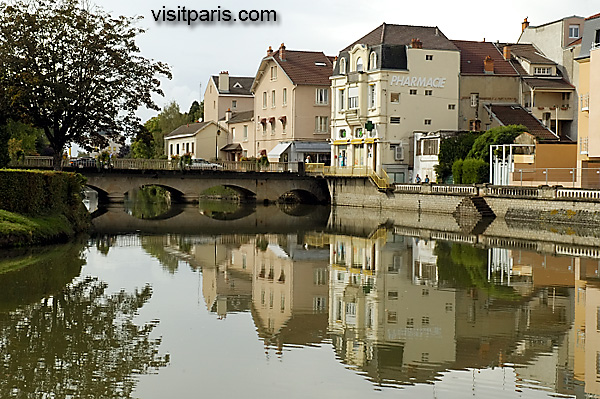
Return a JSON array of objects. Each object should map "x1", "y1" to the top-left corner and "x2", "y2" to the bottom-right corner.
[{"x1": 278, "y1": 189, "x2": 323, "y2": 204}]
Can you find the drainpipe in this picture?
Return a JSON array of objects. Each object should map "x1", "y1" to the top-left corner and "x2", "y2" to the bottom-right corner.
[{"x1": 555, "y1": 105, "x2": 559, "y2": 137}]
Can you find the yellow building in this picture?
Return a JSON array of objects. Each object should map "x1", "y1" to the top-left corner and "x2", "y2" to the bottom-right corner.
[
  {"x1": 576, "y1": 14, "x2": 600, "y2": 187},
  {"x1": 330, "y1": 23, "x2": 460, "y2": 183},
  {"x1": 203, "y1": 71, "x2": 254, "y2": 124}
]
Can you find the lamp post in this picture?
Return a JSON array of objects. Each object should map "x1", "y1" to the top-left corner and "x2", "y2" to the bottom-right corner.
[{"x1": 215, "y1": 129, "x2": 221, "y2": 160}]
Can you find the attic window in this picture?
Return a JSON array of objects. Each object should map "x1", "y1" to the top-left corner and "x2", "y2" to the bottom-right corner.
[
  {"x1": 315, "y1": 62, "x2": 327, "y2": 67},
  {"x1": 233, "y1": 82, "x2": 243, "y2": 89}
]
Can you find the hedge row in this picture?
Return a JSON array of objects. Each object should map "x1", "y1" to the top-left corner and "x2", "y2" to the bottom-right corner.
[{"x1": 452, "y1": 158, "x2": 489, "y2": 184}]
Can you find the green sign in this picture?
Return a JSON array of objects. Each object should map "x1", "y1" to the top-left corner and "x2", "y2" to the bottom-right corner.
[{"x1": 365, "y1": 120, "x2": 375, "y2": 132}]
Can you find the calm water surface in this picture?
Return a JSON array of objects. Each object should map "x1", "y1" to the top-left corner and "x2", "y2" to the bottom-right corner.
[{"x1": 1, "y1": 201, "x2": 599, "y2": 398}]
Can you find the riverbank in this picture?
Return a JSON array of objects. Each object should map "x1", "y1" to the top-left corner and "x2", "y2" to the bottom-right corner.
[{"x1": 0, "y1": 170, "x2": 90, "y2": 248}]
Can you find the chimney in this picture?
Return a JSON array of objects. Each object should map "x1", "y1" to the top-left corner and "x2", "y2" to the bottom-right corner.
[
  {"x1": 410, "y1": 38, "x2": 422, "y2": 49},
  {"x1": 483, "y1": 56, "x2": 494, "y2": 74},
  {"x1": 218, "y1": 71, "x2": 229, "y2": 92},
  {"x1": 522, "y1": 17, "x2": 529, "y2": 32},
  {"x1": 279, "y1": 43, "x2": 286, "y2": 61},
  {"x1": 225, "y1": 108, "x2": 232, "y2": 122},
  {"x1": 503, "y1": 46, "x2": 511, "y2": 60},
  {"x1": 267, "y1": 46, "x2": 273, "y2": 56}
]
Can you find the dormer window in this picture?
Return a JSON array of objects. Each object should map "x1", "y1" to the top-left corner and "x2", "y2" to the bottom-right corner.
[
  {"x1": 534, "y1": 66, "x2": 552, "y2": 75},
  {"x1": 233, "y1": 82, "x2": 243, "y2": 89},
  {"x1": 339, "y1": 58, "x2": 346, "y2": 74},
  {"x1": 315, "y1": 62, "x2": 327, "y2": 67},
  {"x1": 569, "y1": 24, "x2": 580, "y2": 39},
  {"x1": 369, "y1": 52, "x2": 377, "y2": 70},
  {"x1": 356, "y1": 57, "x2": 363, "y2": 72}
]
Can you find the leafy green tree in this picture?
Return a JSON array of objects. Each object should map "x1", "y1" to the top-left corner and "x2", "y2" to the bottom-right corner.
[
  {"x1": 466, "y1": 125, "x2": 527, "y2": 161},
  {"x1": 0, "y1": 0, "x2": 171, "y2": 169},
  {"x1": 187, "y1": 100, "x2": 203, "y2": 123},
  {"x1": 434, "y1": 132, "x2": 480, "y2": 183},
  {"x1": 131, "y1": 126, "x2": 156, "y2": 159}
]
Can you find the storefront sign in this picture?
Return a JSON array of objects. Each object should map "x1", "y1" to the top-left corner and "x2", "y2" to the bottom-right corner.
[{"x1": 390, "y1": 75, "x2": 447, "y2": 88}]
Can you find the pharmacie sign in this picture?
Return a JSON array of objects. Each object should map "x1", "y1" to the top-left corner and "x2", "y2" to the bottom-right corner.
[{"x1": 390, "y1": 75, "x2": 447, "y2": 88}]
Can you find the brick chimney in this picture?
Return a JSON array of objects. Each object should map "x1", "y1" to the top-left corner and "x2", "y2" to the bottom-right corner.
[
  {"x1": 483, "y1": 56, "x2": 494, "y2": 74},
  {"x1": 410, "y1": 38, "x2": 422, "y2": 49},
  {"x1": 522, "y1": 17, "x2": 529, "y2": 32},
  {"x1": 503, "y1": 46, "x2": 511, "y2": 60},
  {"x1": 218, "y1": 71, "x2": 229, "y2": 92},
  {"x1": 267, "y1": 46, "x2": 273, "y2": 56},
  {"x1": 279, "y1": 43, "x2": 286, "y2": 61}
]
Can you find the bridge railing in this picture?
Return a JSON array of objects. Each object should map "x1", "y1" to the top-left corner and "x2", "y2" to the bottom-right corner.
[
  {"x1": 306, "y1": 164, "x2": 392, "y2": 189},
  {"x1": 217, "y1": 161, "x2": 298, "y2": 173},
  {"x1": 112, "y1": 158, "x2": 173, "y2": 170},
  {"x1": 9, "y1": 156, "x2": 56, "y2": 169}
]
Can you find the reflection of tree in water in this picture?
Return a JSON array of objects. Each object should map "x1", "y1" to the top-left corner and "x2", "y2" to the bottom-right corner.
[
  {"x1": 124, "y1": 185, "x2": 171, "y2": 219},
  {"x1": 0, "y1": 277, "x2": 169, "y2": 398},
  {"x1": 141, "y1": 235, "x2": 182, "y2": 274}
]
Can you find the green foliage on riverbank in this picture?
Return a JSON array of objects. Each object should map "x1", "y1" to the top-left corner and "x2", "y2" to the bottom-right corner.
[{"x1": 0, "y1": 170, "x2": 90, "y2": 247}]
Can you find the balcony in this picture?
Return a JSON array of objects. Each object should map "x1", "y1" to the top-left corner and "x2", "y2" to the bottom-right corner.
[
  {"x1": 531, "y1": 104, "x2": 574, "y2": 120},
  {"x1": 581, "y1": 94, "x2": 590, "y2": 112}
]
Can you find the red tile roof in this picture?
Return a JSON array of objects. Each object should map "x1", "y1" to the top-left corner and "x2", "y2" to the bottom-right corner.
[
  {"x1": 452, "y1": 40, "x2": 519, "y2": 75},
  {"x1": 487, "y1": 105, "x2": 559, "y2": 140},
  {"x1": 586, "y1": 13, "x2": 600, "y2": 20},
  {"x1": 270, "y1": 50, "x2": 333, "y2": 86}
]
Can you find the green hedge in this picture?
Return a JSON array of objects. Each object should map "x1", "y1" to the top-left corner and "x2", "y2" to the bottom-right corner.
[
  {"x1": 452, "y1": 159, "x2": 464, "y2": 184},
  {"x1": 462, "y1": 158, "x2": 489, "y2": 184},
  {"x1": 0, "y1": 170, "x2": 90, "y2": 237}
]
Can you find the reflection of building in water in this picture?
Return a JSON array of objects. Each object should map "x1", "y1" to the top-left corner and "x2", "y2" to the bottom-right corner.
[{"x1": 328, "y1": 231, "x2": 457, "y2": 386}]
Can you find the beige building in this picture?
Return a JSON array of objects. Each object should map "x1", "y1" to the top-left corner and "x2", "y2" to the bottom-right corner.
[
  {"x1": 223, "y1": 109, "x2": 253, "y2": 161},
  {"x1": 251, "y1": 43, "x2": 333, "y2": 163},
  {"x1": 164, "y1": 121, "x2": 229, "y2": 160},
  {"x1": 576, "y1": 14, "x2": 600, "y2": 187},
  {"x1": 203, "y1": 71, "x2": 254, "y2": 123},
  {"x1": 330, "y1": 24, "x2": 460, "y2": 183}
]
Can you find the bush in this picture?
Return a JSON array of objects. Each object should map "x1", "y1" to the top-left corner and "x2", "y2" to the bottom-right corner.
[
  {"x1": 467, "y1": 125, "x2": 527, "y2": 161},
  {"x1": 452, "y1": 159, "x2": 464, "y2": 184},
  {"x1": 462, "y1": 158, "x2": 489, "y2": 184}
]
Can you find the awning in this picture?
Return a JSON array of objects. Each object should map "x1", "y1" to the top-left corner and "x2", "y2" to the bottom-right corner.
[
  {"x1": 279, "y1": 116, "x2": 287, "y2": 123},
  {"x1": 333, "y1": 139, "x2": 349, "y2": 145},
  {"x1": 260, "y1": 118, "x2": 267, "y2": 124},
  {"x1": 269, "y1": 117, "x2": 276, "y2": 123},
  {"x1": 350, "y1": 139, "x2": 364, "y2": 144},
  {"x1": 221, "y1": 143, "x2": 243, "y2": 152},
  {"x1": 365, "y1": 138, "x2": 376, "y2": 144},
  {"x1": 292, "y1": 142, "x2": 331, "y2": 153},
  {"x1": 267, "y1": 142, "x2": 291, "y2": 158}
]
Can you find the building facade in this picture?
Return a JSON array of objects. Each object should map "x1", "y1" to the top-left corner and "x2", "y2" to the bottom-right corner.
[
  {"x1": 203, "y1": 71, "x2": 254, "y2": 123},
  {"x1": 330, "y1": 24, "x2": 460, "y2": 183},
  {"x1": 576, "y1": 14, "x2": 600, "y2": 187},
  {"x1": 164, "y1": 121, "x2": 229, "y2": 161},
  {"x1": 250, "y1": 43, "x2": 333, "y2": 163}
]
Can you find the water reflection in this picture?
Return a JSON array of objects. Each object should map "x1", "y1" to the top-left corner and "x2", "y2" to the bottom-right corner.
[{"x1": 135, "y1": 225, "x2": 600, "y2": 397}]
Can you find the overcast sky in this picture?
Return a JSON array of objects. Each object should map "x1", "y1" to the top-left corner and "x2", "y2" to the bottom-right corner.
[{"x1": 94, "y1": 0, "x2": 598, "y2": 122}]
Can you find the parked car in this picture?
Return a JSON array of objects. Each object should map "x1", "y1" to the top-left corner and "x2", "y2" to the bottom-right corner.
[
  {"x1": 189, "y1": 158, "x2": 223, "y2": 170},
  {"x1": 69, "y1": 157, "x2": 96, "y2": 168}
]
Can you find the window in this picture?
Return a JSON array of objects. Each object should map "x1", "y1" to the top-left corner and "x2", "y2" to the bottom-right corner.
[
  {"x1": 422, "y1": 316, "x2": 430, "y2": 325},
  {"x1": 369, "y1": 51, "x2": 377, "y2": 70},
  {"x1": 569, "y1": 24, "x2": 580, "y2": 38},
  {"x1": 169, "y1": 144, "x2": 173, "y2": 156},
  {"x1": 176, "y1": 143, "x2": 179, "y2": 154},
  {"x1": 394, "y1": 145, "x2": 404, "y2": 161},
  {"x1": 410, "y1": 89, "x2": 417, "y2": 95},
  {"x1": 355, "y1": 128, "x2": 364, "y2": 138},
  {"x1": 315, "y1": 116, "x2": 328, "y2": 133},
  {"x1": 425, "y1": 90, "x2": 432, "y2": 96},
  {"x1": 230, "y1": 128, "x2": 235, "y2": 141},
  {"x1": 445, "y1": 302, "x2": 453, "y2": 312},
  {"x1": 262, "y1": 92, "x2": 267, "y2": 108},
  {"x1": 390, "y1": 116, "x2": 401, "y2": 124},
  {"x1": 368, "y1": 84, "x2": 376, "y2": 108},
  {"x1": 316, "y1": 88, "x2": 329, "y2": 105},
  {"x1": 281, "y1": 119, "x2": 287, "y2": 134},
  {"x1": 348, "y1": 87, "x2": 358, "y2": 109},
  {"x1": 314, "y1": 268, "x2": 327, "y2": 285},
  {"x1": 339, "y1": 129, "x2": 347, "y2": 138},
  {"x1": 232, "y1": 100, "x2": 237, "y2": 109},
  {"x1": 595, "y1": 29, "x2": 600, "y2": 46},
  {"x1": 271, "y1": 90, "x2": 276, "y2": 107},
  {"x1": 391, "y1": 92, "x2": 400, "y2": 103},
  {"x1": 313, "y1": 297, "x2": 326, "y2": 312},
  {"x1": 191, "y1": 143, "x2": 194, "y2": 154},
  {"x1": 421, "y1": 139, "x2": 439, "y2": 155},
  {"x1": 339, "y1": 57, "x2": 346, "y2": 74},
  {"x1": 424, "y1": 119, "x2": 432, "y2": 125},
  {"x1": 426, "y1": 54, "x2": 433, "y2": 61},
  {"x1": 470, "y1": 93, "x2": 479, "y2": 107},
  {"x1": 270, "y1": 65, "x2": 277, "y2": 80},
  {"x1": 339, "y1": 89, "x2": 345, "y2": 110},
  {"x1": 388, "y1": 291, "x2": 398, "y2": 299},
  {"x1": 422, "y1": 288, "x2": 429, "y2": 296},
  {"x1": 243, "y1": 125, "x2": 248, "y2": 141},
  {"x1": 262, "y1": 123, "x2": 267, "y2": 135},
  {"x1": 356, "y1": 57, "x2": 363, "y2": 72},
  {"x1": 387, "y1": 311, "x2": 397, "y2": 323},
  {"x1": 406, "y1": 317, "x2": 414, "y2": 328},
  {"x1": 448, "y1": 104, "x2": 456, "y2": 110},
  {"x1": 282, "y1": 88, "x2": 287, "y2": 106},
  {"x1": 534, "y1": 67, "x2": 552, "y2": 75}
]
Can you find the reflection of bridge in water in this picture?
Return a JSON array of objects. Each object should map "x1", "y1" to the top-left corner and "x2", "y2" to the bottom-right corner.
[{"x1": 91, "y1": 203, "x2": 331, "y2": 235}]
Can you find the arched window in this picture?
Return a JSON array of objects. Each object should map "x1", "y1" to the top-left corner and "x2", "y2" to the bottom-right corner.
[
  {"x1": 339, "y1": 58, "x2": 346, "y2": 74},
  {"x1": 369, "y1": 52, "x2": 377, "y2": 70},
  {"x1": 356, "y1": 57, "x2": 363, "y2": 72}
]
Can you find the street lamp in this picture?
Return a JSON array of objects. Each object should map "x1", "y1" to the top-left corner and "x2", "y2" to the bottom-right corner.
[{"x1": 215, "y1": 129, "x2": 221, "y2": 160}]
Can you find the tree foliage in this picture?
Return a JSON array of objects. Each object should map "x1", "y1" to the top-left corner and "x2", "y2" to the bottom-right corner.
[
  {"x1": 466, "y1": 125, "x2": 527, "y2": 161},
  {"x1": 0, "y1": 0, "x2": 171, "y2": 168},
  {"x1": 434, "y1": 132, "x2": 480, "y2": 183}
]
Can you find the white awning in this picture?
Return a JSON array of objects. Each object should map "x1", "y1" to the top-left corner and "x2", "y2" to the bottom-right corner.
[{"x1": 267, "y1": 142, "x2": 291, "y2": 159}]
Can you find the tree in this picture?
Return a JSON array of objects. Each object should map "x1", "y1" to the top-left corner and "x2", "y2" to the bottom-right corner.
[
  {"x1": 434, "y1": 132, "x2": 480, "y2": 183},
  {"x1": 0, "y1": 0, "x2": 171, "y2": 169},
  {"x1": 187, "y1": 100, "x2": 203, "y2": 123},
  {"x1": 466, "y1": 125, "x2": 527, "y2": 161}
]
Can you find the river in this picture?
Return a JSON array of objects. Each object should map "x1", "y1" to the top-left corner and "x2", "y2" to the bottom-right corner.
[{"x1": 0, "y1": 199, "x2": 599, "y2": 398}]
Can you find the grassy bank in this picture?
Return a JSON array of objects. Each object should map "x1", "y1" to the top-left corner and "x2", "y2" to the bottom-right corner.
[{"x1": 0, "y1": 170, "x2": 90, "y2": 248}]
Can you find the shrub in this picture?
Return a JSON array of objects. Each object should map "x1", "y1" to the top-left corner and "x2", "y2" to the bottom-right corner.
[
  {"x1": 452, "y1": 159, "x2": 464, "y2": 184},
  {"x1": 462, "y1": 158, "x2": 489, "y2": 184}
]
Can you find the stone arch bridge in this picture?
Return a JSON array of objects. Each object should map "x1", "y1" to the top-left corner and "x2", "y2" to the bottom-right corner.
[{"x1": 82, "y1": 169, "x2": 331, "y2": 204}]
